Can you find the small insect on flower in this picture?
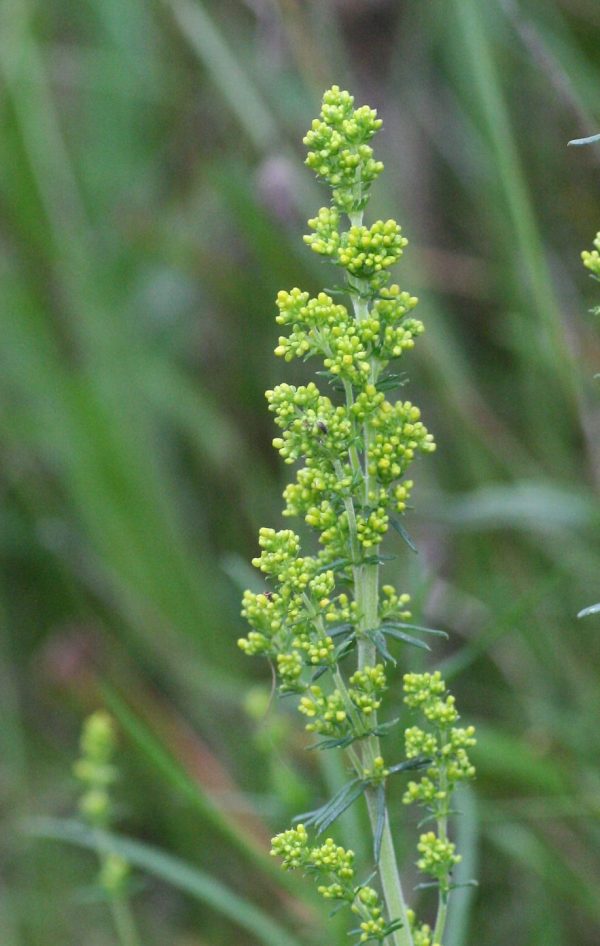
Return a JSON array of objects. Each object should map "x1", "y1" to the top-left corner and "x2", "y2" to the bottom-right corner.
[
  {"x1": 263, "y1": 591, "x2": 274, "y2": 601},
  {"x1": 317, "y1": 420, "x2": 329, "y2": 436}
]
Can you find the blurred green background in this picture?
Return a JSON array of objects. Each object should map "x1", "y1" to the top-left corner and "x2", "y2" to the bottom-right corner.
[{"x1": 2, "y1": 0, "x2": 600, "y2": 944}]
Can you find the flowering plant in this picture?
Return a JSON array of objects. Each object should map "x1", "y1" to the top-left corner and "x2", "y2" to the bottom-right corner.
[{"x1": 239, "y1": 86, "x2": 476, "y2": 946}]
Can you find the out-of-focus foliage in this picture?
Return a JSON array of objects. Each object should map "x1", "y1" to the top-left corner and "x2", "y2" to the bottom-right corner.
[{"x1": 1, "y1": 1, "x2": 600, "y2": 945}]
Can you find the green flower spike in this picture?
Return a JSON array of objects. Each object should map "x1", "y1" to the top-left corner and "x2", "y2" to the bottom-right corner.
[
  {"x1": 74, "y1": 712, "x2": 141, "y2": 946},
  {"x1": 240, "y1": 86, "x2": 476, "y2": 946}
]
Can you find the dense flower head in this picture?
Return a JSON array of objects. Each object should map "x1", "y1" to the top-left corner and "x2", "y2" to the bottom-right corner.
[
  {"x1": 416, "y1": 832, "x2": 461, "y2": 883},
  {"x1": 267, "y1": 382, "x2": 354, "y2": 465},
  {"x1": 298, "y1": 685, "x2": 348, "y2": 735},
  {"x1": 270, "y1": 823, "x2": 310, "y2": 869},
  {"x1": 349, "y1": 663, "x2": 387, "y2": 715},
  {"x1": 304, "y1": 214, "x2": 408, "y2": 293},
  {"x1": 368, "y1": 399, "x2": 436, "y2": 485},
  {"x1": 238, "y1": 589, "x2": 282, "y2": 657},
  {"x1": 74, "y1": 711, "x2": 119, "y2": 826},
  {"x1": 582, "y1": 232, "x2": 600, "y2": 277},
  {"x1": 380, "y1": 585, "x2": 412, "y2": 621},
  {"x1": 338, "y1": 220, "x2": 407, "y2": 277},
  {"x1": 304, "y1": 85, "x2": 384, "y2": 213}
]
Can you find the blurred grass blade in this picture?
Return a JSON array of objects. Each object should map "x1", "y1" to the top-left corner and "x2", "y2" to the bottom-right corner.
[
  {"x1": 29, "y1": 818, "x2": 305, "y2": 946},
  {"x1": 473, "y1": 724, "x2": 568, "y2": 795},
  {"x1": 163, "y1": 0, "x2": 277, "y2": 150},
  {"x1": 444, "y1": 785, "x2": 479, "y2": 946},
  {"x1": 487, "y1": 822, "x2": 600, "y2": 922},
  {"x1": 450, "y1": 0, "x2": 578, "y2": 433},
  {"x1": 434, "y1": 482, "x2": 598, "y2": 532},
  {"x1": 102, "y1": 685, "x2": 285, "y2": 885}
]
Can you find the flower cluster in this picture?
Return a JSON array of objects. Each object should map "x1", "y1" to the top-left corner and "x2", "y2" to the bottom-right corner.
[
  {"x1": 582, "y1": 232, "x2": 600, "y2": 277},
  {"x1": 298, "y1": 664, "x2": 386, "y2": 738},
  {"x1": 74, "y1": 710, "x2": 119, "y2": 827},
  {"x1": 74, "y1": 712, "x2": 130, "y2": 896},
  {"x1": 271, "y1": 826, "x2": 391, "y2": 942},
  {"x1": 304, "y1": 86, "x2": 384, "y2": 213},
  {"x1": 416, "y1": 833, "x2": 461, "y2": 885},
  {"x1": 402, "y1": 672, "x2": 476, "y2": 892},
  {"x1": 241, "y1": 86, "x2": 476, "y2": 946}
]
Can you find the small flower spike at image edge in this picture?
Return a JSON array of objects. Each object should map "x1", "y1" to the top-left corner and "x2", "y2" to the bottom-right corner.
[
  {"x1": 577, "y1": 232, "x2": 600, "y2": 620},
  {"x1": 239, "y1": 86, "x2": 477, "y2": 946}
]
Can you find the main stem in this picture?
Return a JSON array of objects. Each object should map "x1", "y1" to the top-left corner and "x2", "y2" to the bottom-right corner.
[
  {"x1": 355, "y1": 564, "x2": 414, "y2": 946},
  {"x1": 344, "y1": 209, "x2": 415, "y2": 946}
]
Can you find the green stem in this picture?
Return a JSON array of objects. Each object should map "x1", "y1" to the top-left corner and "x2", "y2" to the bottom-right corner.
[
  {"x1": 354, "y1": 563, "x2": 414, "y2": 946},
  {"x1": 333, "y1": 459, "x2": 360, "y2": 564},
  {"x1": 365, "y1": 790, "x2": 414, "y2": 946},
  {"x1": 333, "y1": 667, "x2": 365, "y2": 750},
  {"x1": 342, "y1": 209, "x2": 414, "y2": 946},
  {"x1": 108, "y1": 893, "x2": 142, "y2": 946},
  {"x1": 433, "y1": 766, "x2": 450, "y2": 945},
  {"x1": 432, "y1": 896, "x2": 448, "y2": 946},
  {"x1": 93, "y1": 828, "x2": 142, "y2": 946},
  {"x1": 342, "y1": 379, "x2": 362, "y2": 477}
]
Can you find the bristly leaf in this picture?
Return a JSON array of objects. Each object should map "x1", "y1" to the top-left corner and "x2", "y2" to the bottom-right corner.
[
  {"x1": 373, "y1": 717, "x2": 400, "y2": 737},
  {"x1": 376, "y1": 373, "x2": 408, "y2": 392},
  {"x1": 367, "y1": 628, "x2": 396, "y2": 665},
  {"x1": 333, "y1": 633, "x2": 356, "y2": 662},
  {"x1": 389, "y1": 517, "x2": 418, "y2": 554},
  {"x1": 388, "y1": 757, "x2": 431, "y2": 775},
  {"x1": 358, "y1": 868, "x2": 378, "y2": 889},
  {"x1": 328, "y1": 623, "x2": 354, "y2": 638},
  {"x1": 577, "y1": 602, "x2": 600, "y2": 618},
  {"x1": 373, "y1": 784, "x2": 386, "y2": 863},
  {"x1": 382, "y1": 620, "x2": 448, "y2": 639},
  {"x1": 294, "y1": 778, "x2": 368, "y2": 834},
  {"x1": 360, "y1": 554, "x2": 397, "y2": 566},
  {"x1": 308, "y1": 732, "x2": 360, "y2": 751},
  {"x1": 314, "y1": 371, "x2": 345, "y2": 392},
  {"x1": 383, "y1": 919, "x2": 405, "y2": 935},
  {"x1": 377, "y1": 626, "x2": 431, "y2": 652},
  {"x1": 317, "y1": 558, "x2": 352, "y2": 575},
  {"x1": 310, "y1": 666, "x2": 329, "y2": 683},
  {"x1": 328, "y1": 901, "x2": 349, "y2": 918},
  {"x1": 315, "y1": 781, "x2": 368, "y2": 834},
  {"x1": 417, "y1": 811, "x2": 439, "y2": 828}
]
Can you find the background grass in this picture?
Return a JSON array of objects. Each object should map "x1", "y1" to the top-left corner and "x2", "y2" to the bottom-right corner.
[{"x1": 1, "y1": 1, "x2": 600, "y2": 944}]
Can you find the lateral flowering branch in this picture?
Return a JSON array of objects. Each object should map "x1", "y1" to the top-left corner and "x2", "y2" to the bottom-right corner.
[{"x1": 239, "y1": 86, "x2": 476, "y2": 946}]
